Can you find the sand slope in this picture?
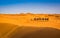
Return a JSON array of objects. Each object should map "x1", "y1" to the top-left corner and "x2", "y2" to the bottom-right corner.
[{"x1": 0, "y1": 14, "x2": 60, "y2": 38}]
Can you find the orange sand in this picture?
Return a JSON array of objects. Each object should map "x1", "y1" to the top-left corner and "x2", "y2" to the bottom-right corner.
[{"x1": 0, "y1": 14, "x2": 60, "y2": 29}]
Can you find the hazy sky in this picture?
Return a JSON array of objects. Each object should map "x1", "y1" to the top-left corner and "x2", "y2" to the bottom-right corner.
[{"x1": 0, "y1": 0, "x2": 60, "y2": 14}]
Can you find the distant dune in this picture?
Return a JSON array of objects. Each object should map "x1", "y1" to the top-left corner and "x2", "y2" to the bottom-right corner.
[{"x1": 0, "y1": 14, "x2": 60, "y2": 29}]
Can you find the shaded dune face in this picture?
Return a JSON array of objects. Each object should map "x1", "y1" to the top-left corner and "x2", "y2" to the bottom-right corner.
[
  {"x1": 0, "y1": 23, "x2": 18, "y2": 38},
  {"x1": 8, "y1": 27, "x2": 40, "y2": 38},
  {"x1": 22, "y1": 27, "x2": 60, "y2": 38},
  {"x1": 8, "y1": 27, "x2": 60, "y2": 38},
  {"x1": 0, "y1": 23, "x2": 60, "y2": 38}
]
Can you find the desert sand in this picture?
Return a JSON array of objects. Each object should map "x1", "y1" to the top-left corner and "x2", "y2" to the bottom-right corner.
[{"x1": 0, "y1": 14, "x2": 60, "y2": 38}]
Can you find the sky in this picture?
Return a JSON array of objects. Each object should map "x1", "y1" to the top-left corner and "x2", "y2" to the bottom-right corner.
[{"x1": 0, "y1": 0, "x2": 60, "y2": 14}]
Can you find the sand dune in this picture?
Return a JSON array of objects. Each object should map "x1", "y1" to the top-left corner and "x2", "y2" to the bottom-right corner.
[
  {"x1": 21, "y1": 27, "x2": 60, "y2": 38},
  {"x1": 0, "y1": 14, "x2": 60, "y2": 38},
  {"x1": 0, "y1": 23, "x2": 19, "y2": 38},
  {"x1": 0, "y1": 23, "x2": 60, "y2": 38},
  {"x1": 7, "y1": 27, "x2": 60, "y2": 38}
]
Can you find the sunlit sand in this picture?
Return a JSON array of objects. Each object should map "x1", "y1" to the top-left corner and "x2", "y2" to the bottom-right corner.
[{"x1": 0, "y1": 14, "x2": 60, "y2": 38}]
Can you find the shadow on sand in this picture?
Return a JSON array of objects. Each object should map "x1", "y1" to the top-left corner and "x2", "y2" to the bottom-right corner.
[
  {"x1": 0, "y1": 23, "x2": 18, "y2": 38},
  {"x1": 8, "y1": 26, "x2": 60, "y2": 38},
  {"x1": 21, "y1": 27, "x2": 60, "y2": 38},
  {"x1": 0, "y1": 23, "x2": 60, "y2": 38}
]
